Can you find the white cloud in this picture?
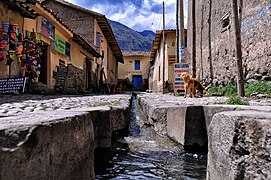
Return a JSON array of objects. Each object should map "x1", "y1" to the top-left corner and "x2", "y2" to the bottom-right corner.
[{"x1": 65, "y1": 0, "x2": 188, "y2": 32}]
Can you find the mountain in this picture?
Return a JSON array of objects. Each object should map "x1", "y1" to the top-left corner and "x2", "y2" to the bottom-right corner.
[
  {"x1": 137, "y1": 30, "x2": 156, "y2": 42},
  {"x1": 108, "y1": 19, "x2": 155, "y2": 51}
]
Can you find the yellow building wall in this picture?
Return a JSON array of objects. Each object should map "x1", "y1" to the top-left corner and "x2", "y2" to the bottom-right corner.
[
  {"x1": 165, "y1": 32, "x2": 176, "y2": 91},
  {"x1": 152, "y1": 32, "x2": 176, "y2": 92},
  {"x1": 0, "y1": 3, "x2": 24, "y2": 78},
  {"x1": 24, "y1": 18, "x2": 37, "y2": 33},
  {"x1": 69, "y1": 39, "x2": 97, "y2": 87},
  {"x1": 95, "y1": 20, "x2": 118, "y2": 86},
  {"x1": 70, "y1": 41, "x2": 86, "y2": 70},
  {"x1": 24, "y1": 16, "x2": 71, "y2": 89},
  {"x1": 151, "y1": 31, "x2": 186, "y2": 92},
  {"x1": 118, "y1": 55, "x2": 151, "y2": 82}
]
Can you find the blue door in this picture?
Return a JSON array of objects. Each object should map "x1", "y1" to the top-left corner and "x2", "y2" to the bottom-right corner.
[{"x1": 132, "y1": 75, "x2": 142, "y2": 90}]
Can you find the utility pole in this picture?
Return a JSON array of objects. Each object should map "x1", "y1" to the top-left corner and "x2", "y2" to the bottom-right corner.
[
  {"x1": 231, "y1": 0, "x2": 245, "y2": 96},
  {"x1": 162, "y1": 1, "x2": 165, "y2": 94},
  {"x1": 179, "y1": 0, "x2": 185, "y2": 63},
  {"x1": 191, "y1": 0, "x2": 196, "y2": 78},
  {"x1": 176, "y1": 0, "x2": 179, "y2": 63},
  {"x1": 208, "y1": 0, "x2": 214, "y2": 79}
]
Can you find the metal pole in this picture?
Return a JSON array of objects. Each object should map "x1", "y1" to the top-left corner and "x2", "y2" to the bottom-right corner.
[
  {"x1": 176, "y1": 0, "x2": 179, "y2": 63},
  {"x1": 162, "y1": 1, "x2": 165, "y2": 94}
]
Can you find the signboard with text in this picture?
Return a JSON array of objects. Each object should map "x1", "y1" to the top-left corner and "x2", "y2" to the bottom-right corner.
[
  {"x1": 37, "y1": 17, "x2": 55, "y2": 41},
  {"x1": 52, "y1": 34, "x2": 70, "y2": 56},
  {"x1": 174, "y1": 63, "x2": 189, "y2": 95},
  {"x1": 0, "y1": 77, "x2": 26, "y2": 94},
  {"x1": 54, "y1": 34, "x2": 66, "y2": 54}
]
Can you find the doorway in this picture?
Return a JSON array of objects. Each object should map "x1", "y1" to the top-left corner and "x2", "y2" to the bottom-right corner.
[
  {"x1": 39, "y1": 44, "x2": 48, "y2": 84},
  {"x1": 132, "y1": 75, "x2": 142, "y2": 90},
  {"x1": 86, "y1": 59, "x2": 92, "y2": 91}
]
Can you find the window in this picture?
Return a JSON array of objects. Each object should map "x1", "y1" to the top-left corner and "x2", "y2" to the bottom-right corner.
[
  {"x1": 135, "y1": 60, "x2": 140, "y2": 70},
  {"x1": 100, "y1": 50, "x2": 105, "y2": 68},
  {"x1": 220, "y1": 12, "x2": 230, "y2": 33},
  {"x1": 96, "y1": 32, "x2": 101, "y2": 47}
]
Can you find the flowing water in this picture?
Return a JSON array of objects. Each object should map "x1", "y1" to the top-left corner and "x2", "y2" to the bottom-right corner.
[{"x1": 95, "y1": 95, "x2": 207, "y2": 179}]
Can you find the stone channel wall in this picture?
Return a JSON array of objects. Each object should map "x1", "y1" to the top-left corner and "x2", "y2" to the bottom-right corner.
[
  {"x1": 0, "y1": 95, "x2": 131, "y2": 180},
  {"x1": 137, "y1": 93, "x2": 271, "y2": 179}
]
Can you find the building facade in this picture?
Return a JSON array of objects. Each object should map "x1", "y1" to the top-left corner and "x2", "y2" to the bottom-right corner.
[
  {"x1": 0, "y1": 1, "x2": 101, "y2": 94},
  {"x1": 42, "y1": 0, "x2": 124, "y2": 93},
  {"x1": 187, "y1": 0, "x2": 271, "y2": 84},
  {"x1": 118, "y1": 51, "x2": 151, "y2": 91},
  {"x1": 25, "y1": 2, "x2": 100, "y2": 93},
  {"x1": 149, "y1": 29, "x2": 187, "y2": 93},
  {"x1": 0, "y1": 1, "x2": 36, "y2": 80}
]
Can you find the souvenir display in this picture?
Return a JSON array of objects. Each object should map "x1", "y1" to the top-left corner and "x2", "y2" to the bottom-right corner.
[
  {"x1": 0, "y1": 21, "x2": 45, "y2": 81},
  {"x1": 2, "y1": 22, "x2": 9, "y2": 33},
  {"x1": 0, "y1": 39, "x2": 7, "y2": 49},
  {"x1": 0, "y1": 51, "x2": 4, "y2": 61},
  {"x1": 22, "y1": 30, "x2": 45, "y2": 80}
]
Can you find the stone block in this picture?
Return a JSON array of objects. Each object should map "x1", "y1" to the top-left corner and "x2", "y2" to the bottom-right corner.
[
  {"x1": 167, "y1": 106, "x2": 187, "y2": 145},
  {"x1": 207, "y1": 111, "x2": 271, "y2": 180},
  {"x1": 167, "y1": 106, "x2": 207, "y2": 151},
  {"x1": 0, "y1": 111, "x2": 95, "y2": 180}
]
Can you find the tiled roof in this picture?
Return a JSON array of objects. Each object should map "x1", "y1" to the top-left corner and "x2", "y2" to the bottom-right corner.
[
  {"x1": 122, "y1": 50, "x2": 151, "y2": 57},
  {"x1": 2, "y1": 0, "x2": 37, "y2": 18}
]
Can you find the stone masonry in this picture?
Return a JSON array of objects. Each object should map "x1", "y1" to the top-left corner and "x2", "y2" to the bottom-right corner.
[
  {"x1": 0, "y1": 94, "x2": 131, "y2": 179},
  {"x1": 43, "y1": 0, "x2": 95, "y2": 47},
  {"x1": 187, "y1": 0, "x2": 271, "y2": 84},
  {"x1": 136, "y1": 93, "x2": 271, "y2": 178}
]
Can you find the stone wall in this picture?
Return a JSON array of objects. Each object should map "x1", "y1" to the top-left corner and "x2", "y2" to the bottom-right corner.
[
  {"x1": 136, "y1": 93, "x2": 271, "y2": 178},
  {"x1": 65, "y1": 63, "x2": 85, "y2": 94},
  {"x1": 187, "y1": 0, "x2": 271, "y2": 84},
  {"x1": 0, "y1": 96, "x2": 131, "y2": 179}
]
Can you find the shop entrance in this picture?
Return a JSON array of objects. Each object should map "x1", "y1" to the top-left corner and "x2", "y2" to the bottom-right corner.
[
  {"x1": 86, "y1": 59, "x2": 92, "y2": 91},
  {"x1": 39, "y1": 44, "x2": 48, "y2": 84}
]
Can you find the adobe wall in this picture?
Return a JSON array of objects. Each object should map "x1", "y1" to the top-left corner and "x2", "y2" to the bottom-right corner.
[
  {"x1": 187, "y1": 0, "x2": 271, "y2": 84},
  {"x1": 43, "y1": 1, "x2": 95, "y2": 46}
]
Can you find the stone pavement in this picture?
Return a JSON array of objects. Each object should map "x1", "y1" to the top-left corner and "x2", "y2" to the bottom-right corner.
[
  {"x1": 0, "y1": 93, "x2": 270, "y2": 118},
  {"x1": 0, "y1": 94, "x2": 131, "y2": 117},
  {"x1": 137, "y1": 92, "x2": 271, "y2": 106}
]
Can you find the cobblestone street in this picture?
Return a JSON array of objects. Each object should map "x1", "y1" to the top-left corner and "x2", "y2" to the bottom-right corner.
[
  {"x1": 0, "y1": 94, "x2": 132, "y2": 117},
  {"x1": 0, "y1": 93, "x2": 270, "y2": 117}
]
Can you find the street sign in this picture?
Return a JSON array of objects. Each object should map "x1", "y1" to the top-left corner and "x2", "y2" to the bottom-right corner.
[
  {"x1": 0, "y1": 77, "x2": 26, "y2": 94},
  {"x1": 174, "y1": 63, "x2": 189, "y2": 96}
]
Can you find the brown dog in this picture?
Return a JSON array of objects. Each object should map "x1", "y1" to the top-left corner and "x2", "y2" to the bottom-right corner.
[{"x1": 180, "y1": 72, "x2": 205, "y2": 98}]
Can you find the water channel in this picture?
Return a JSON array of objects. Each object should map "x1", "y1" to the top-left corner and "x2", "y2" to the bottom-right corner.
[{"x1": 95, "y1": 95, "x2": 207, "y2": 179}]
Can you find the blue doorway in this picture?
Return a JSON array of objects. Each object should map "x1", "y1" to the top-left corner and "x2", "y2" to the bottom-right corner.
[{"x1": 132, "y1": 75, "x2": 142, "y2": 90}]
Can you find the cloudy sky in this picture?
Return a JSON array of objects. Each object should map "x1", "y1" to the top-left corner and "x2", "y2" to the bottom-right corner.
[{"x1": 65, "y1": 0, "x2": 188, "y2": 32}]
